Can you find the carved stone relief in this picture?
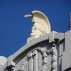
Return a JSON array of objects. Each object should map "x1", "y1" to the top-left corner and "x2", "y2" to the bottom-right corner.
[
  {"x1": 35, "y1": 47, "x2": 51, "y2": 71},
  {"x1": 51, "y1": 43, "x2": 57, "y2": 71},
  {"x1": 15, "y1": 44, "x2": 57, "y2": 71},
  {"x1": 16, "y1": 56, "x2": 28, "y2": 71}
]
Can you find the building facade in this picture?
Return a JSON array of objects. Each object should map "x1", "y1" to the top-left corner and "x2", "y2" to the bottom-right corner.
[{"x1": 0, "y1": 11, "x2": 71, "y2": 71}]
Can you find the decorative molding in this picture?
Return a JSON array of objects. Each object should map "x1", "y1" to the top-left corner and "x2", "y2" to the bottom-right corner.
[
  {"x1": 15, "y1": 47, "x2": 51, "y2": 71},
  {"x1": 51, "y1": 43, "x2": 57, "y2": 71},
  {"x1": 35, "y1": 47, "x2": 51, "y2": 71},
  {"x1": 16, "y1": 56, "x2": 28, "y2": 71}
]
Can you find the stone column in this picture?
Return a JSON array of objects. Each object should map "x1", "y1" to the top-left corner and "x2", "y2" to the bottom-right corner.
[
  {"x1": 33, "y1": 50, "x2": 38, "y2": 71},
  {"x1": 28, "y1": 52, "x2": 33, "y2": 71}
]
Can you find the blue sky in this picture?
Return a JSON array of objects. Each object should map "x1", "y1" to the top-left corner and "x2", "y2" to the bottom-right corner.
[{"x1": 0, "y1": 0, "x2": 71, "y2": 57}]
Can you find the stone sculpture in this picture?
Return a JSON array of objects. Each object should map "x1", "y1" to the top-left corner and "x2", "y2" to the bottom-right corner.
[
  {"x1": 24, "y1": 10, "x2": 51, "y2": 41},
  {"x1": 0, "y1": 56, "x2": 7, "y2": 70}
]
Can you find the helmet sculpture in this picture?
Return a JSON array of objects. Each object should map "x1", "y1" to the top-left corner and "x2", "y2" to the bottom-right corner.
[{"x1": 24, "y1": 10, "x2": 51, "y2": 39}]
